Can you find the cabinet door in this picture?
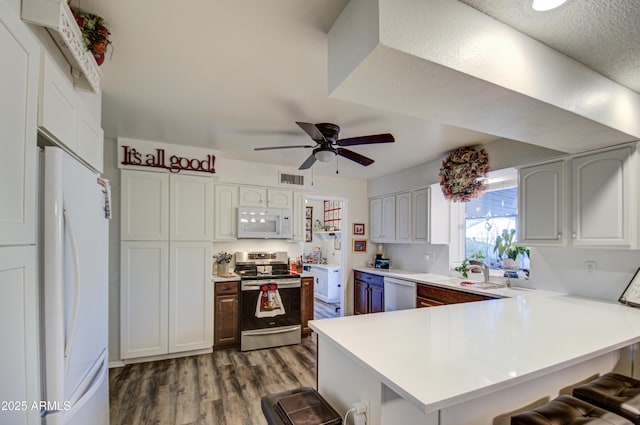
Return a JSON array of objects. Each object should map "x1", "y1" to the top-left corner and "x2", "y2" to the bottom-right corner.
[
  {"x1": 121, "y1": 170, "x2": 169, "y2": 241},
  {"x1": 369, "y1": 283, "x2": 385, "y2": 313},
  {"x1": 314, "y1": 268, "x2": 329, "y2": 302},
  {"x1": 214, "y1": 184, "x2": 238, "y2": 241},
  {"x1": 239, "y1": 186, "x2": 267, "y2": 207},
  {"x1": 369, "y1": 198, "x2": 383, "y2": 242},
  {"x1": 214, "y1": 293, "x2": 239, "y2": 346},
  {"x1": 170, "y1": 174, "x2": 214, "y2": 241},
  {"x1": 268, "y1": 188, "x2": 293, "y2": 208},
  {"x1": 354, "y1": 280, "x2": 368, "y2": 315},
  {"x1": 0, "y1": 246, "x2": 39, "y2": 425},
  {"x1": 77, "y1": 106, "x2": 104, "y2": 173},
  {"x1": 121, "y1": 242, "x2": 169, "y2": 359},
  {"x1": 0, "y1": 5, "x2": 38, "y2": 246},
  {"x1": 39, "y1": 53, "x2": 79, "y2": 153},
  {"x1": 429, "y1": 184, "x2": 450, "y2": 245},
  {"x1": 572, "y1": 146, "x2": 633, "y2": 247},
  {"x1": 381, "y1": 195, "x2": 396, "y2": 243},
  {"x1": 169, "y1": 242, "x2": 213, "y2": 353},
  {"x1": 291, "y1": 191, "x2": 306, "y2": 242},
  {"x1": 519, "y1": 160, "x2": 565, "y2": 245},
  {"x1": 395, "y1": 192, "x2": 412, "y2": 243},
  {"x1": 411, "y1": 188, "x2": 429, "y2": 242},
  {"x1": 301, "y1": 277, "x2": 314, "y2": 336},
  {"x1": 327, "y1": 268, "x2": 341, "y2": 304}
]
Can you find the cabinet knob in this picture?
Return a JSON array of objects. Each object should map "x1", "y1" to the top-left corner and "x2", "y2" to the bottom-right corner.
[
  {"x1": 557, "y1": 233, "x2": 562, "y2": 239},
  {"x1": 571, "y1": 233, "x2": 576, "y2": 239}
]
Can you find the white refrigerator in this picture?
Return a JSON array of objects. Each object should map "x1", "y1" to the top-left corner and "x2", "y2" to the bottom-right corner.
[{"x1": 41, "y1": 147, "x2": 110, "y2": 425}]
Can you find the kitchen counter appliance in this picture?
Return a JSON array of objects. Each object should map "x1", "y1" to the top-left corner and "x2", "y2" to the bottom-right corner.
[{"x1": 235, "y1": 252, "x2": 301, "y2": 351}]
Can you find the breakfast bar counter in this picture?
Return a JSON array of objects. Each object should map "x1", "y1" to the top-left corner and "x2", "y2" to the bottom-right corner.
[{"x1": 309, "y1": 292, "x2": 640, "y2": 425}]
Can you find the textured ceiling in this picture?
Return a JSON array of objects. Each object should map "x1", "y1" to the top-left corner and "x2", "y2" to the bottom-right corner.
[
  {"x1": 459, "y1": 0, "x2": 640, "y2": 93},
  {"x1": 77, "y1": 0, "x2": 639, "y2": 179}
]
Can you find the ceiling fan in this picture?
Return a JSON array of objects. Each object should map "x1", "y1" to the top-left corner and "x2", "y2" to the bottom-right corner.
[{"x1": 254, "y1": 122, "x2": 395, "y2": 170}]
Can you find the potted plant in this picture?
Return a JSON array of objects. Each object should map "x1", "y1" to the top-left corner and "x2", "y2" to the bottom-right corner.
[
  {"x1": 493, "y1": 229, "x2": 529, "y2": 269},
  {"x1": 454, "y1": 259, "x2": 471, "y2": 278}
]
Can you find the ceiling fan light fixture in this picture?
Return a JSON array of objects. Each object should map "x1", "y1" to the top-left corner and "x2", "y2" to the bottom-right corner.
[
  {"x1": 531, "y1": 0, "x2": 568, "y2": 11},
  {"x1": 314, "y1": 149, "x2": 335, "y2": 162}
]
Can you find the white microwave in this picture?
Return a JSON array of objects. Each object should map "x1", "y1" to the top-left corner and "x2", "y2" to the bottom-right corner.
[{"x1": 237, "y1": 207, "x2": 292, "y2": 239}]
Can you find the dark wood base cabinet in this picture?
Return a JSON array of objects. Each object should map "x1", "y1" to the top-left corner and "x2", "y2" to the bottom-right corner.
[
  {"x1": 214, "y1": 281, "x2": 240, "y2": 348},
  {"x1": 301, "y1": 276, "x2": 314, "y2": 336},
  {"x1": 416, "y1": 283, "x2": 497, "y2": 308},
  {"x1": 354, "y1": 271, "x2": 384, "y2": 315}
]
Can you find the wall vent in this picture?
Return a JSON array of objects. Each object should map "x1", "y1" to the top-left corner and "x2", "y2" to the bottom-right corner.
[{"x1": 279, "y1": 172, "x2": 305, "y2": 186}]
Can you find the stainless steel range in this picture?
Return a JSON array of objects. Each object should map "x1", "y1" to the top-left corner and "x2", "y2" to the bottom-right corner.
[{"x1": 235, "y1": 252, "x2": 302, "y2": 351}]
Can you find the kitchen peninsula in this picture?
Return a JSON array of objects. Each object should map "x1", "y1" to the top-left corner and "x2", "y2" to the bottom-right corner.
[{"x1": 309, "y1": 274, "x2": 640, "y2": 425}]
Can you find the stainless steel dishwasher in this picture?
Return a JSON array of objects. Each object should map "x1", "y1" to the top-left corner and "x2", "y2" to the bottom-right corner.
[{"x1": 383, "y1": 276, "x2": 417, "y2": 311}]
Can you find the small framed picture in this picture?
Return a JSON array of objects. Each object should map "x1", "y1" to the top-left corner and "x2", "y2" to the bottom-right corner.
[
  {"x1": 305, "y1": 206, "x2": 313, "y2": 219},
  {"x1": 353, "y1": 223, "x2": 365, "y2": 235},
  {"x1": 619, "y1": 268, "x2": 640, "y2": 307},
  {"x1": 353, "y1": 239, "x2": 367, "y2": 253},
  {"x1": 305, "y1": 230, "x2": 312, "y2": 242}
]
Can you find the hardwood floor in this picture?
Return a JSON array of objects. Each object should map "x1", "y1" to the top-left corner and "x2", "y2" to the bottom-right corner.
[
  {"x1": 314, "y1": 297, "x2": 340, "y2": 320},
  {"x1": 110, "y1": 335, "x2": 317, "y2": 425}
]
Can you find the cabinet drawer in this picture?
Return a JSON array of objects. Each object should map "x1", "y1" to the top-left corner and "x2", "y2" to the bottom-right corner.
[
  {"x1": 417, "y1": 283, "x2": 495, "y2": 304},
  {"x1": 417, "y1": 296, "x2": 444, "y2": 308},
  {"x1": 215, "y1": 281, "x2": 239, "y2": 295},
  {"x1": 354, "y1": 271, "x2": 384, "y2": 286}
]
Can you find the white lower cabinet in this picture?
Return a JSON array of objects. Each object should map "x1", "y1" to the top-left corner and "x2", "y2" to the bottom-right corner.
[
  {"x1": 121, "y1": 242, "x2": 212, "y2": 360},
  {"x1": 0, "y1": 246, "x2": 39, "y2": 425},
  {"x1": 120, "y1": 242, "x2": 169, "y2": 359},
  {"x1": 311, "y1": 266, "x2": 341, "y2": 303},
  {"x1": 169, "y1": 242, "x2": 213, "y2": 353}
]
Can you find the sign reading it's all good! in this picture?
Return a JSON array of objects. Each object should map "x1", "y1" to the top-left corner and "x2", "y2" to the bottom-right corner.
[{"x1": 120, "y1": 145, "x2": 216, "y2": 174}]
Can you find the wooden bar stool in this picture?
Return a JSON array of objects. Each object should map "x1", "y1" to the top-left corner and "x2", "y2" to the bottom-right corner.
[
  {"x1": 573, "y1": 373, "x2": 640, "y2": 424},
  {"x1": 511, "y1": 395, "x2": 631, "y2": 424}
]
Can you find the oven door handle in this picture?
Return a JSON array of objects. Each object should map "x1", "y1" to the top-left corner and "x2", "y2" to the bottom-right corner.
[
  {"x1": 242, "y1": 326, "x2": 301, "y2": 336},
  {"x1": 242, "y1": 281, "x2": 301, "y2": 289}
]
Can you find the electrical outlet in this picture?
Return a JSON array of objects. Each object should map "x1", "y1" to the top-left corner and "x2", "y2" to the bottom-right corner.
[
  {"x1": 352, "y1": 400, "x2": 369, "y2": 425},
  {"x1": 585, "y1": 261, "x2": 596, "y2": 273}
]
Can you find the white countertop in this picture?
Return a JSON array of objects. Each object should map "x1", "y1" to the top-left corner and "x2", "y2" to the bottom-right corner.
[{"x1": 311, "y1": 273, "x2": 640, "y2": 413}]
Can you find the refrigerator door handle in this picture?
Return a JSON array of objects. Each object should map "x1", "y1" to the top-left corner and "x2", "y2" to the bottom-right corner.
[{"x1": 63, "y1": 199, "x2": 81, "y2": 372}]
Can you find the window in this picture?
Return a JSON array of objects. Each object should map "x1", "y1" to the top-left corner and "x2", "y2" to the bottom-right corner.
[{"x1": 463, "y1": 168, "x2": 530, "y2": 275}]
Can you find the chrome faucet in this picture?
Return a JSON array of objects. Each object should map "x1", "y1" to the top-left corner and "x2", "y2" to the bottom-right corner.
[{"x1": 467, "y1": 261, "x2": 490, "y2": 284}]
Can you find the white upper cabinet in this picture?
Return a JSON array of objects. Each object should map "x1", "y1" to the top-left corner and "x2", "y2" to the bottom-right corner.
[
  {"x1": 239, "y1": 186, "x2": 267, "y2": 207},
  {"x1": 121, "y1": 170, "x2": 169, "y2": 241},
  {"x1": 0, "y1": 4, "x2": 39, "y2": 246},
  {"x1": 370, "y1": 198, "x2": 383, "y2": 243},
  {"x1": 268, "y1": 188, "x2": 293, "y2": 209},
  {"x1": 518, "y1": 143, "x2": 638, "y2": 249},
  {"x1": 381, "y1": 195, "x2": 396, "y2": 243},
  {"x1": 519, "y1": 160, "x2": 565, "y2": 245},
  {"x1": 411, "y1": 188, "x2": 429, "y2": 242},
  {"x1": 291, "y1": 192, "x2": 306, "y2": 242},
  {"x1": 395, "y1": 192, "x2": 412, "y2": 243},
  {"x1": 214, "y1": 184, "x2": 239, "y2": 241},
  {"x1": 571, "y1": 145, "x2": 635, "y2": 248},
  {"x1": 77, "y1": 105, "x2": 104, "y2": 173},
  {"x1": 169, "y1": 174, "x2": 213, "y2": 241},
  {"x1": 239, "y1": 186, "x2": 293, "y2": 208},
  {"x1": 39, "y1": 53, "x2": 79, "y2": 153}
]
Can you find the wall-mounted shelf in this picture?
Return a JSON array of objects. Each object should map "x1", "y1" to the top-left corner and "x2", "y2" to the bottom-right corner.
[
  {"x1": 22, "y1": 0, "x2": 102, "y2": 93},
  {"x1": 313, "y1": 231, "x2": 341, "y2": 240}
]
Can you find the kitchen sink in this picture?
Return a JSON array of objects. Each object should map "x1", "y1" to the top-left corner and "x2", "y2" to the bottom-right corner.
[{"x1": 460, "y1": 282, "x2": 505, "y2": 289}]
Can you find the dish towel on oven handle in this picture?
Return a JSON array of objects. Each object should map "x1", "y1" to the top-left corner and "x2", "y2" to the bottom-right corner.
[{"x1": 255, "y1": 283, "x2": 286, "y2": 318}]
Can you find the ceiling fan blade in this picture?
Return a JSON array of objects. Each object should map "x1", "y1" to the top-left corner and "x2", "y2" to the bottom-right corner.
[
  {"x1": 336, "y1": 133, "x2": 395, "y2": 146},
  {"x1": 298, "y1": 154, "x2": 317, "y2": 170},
  {"x1": 296, "y1": 122, "x2": 327, "y2": 143},
  {"x1": 337, "y1": 148, "x2": 375, "y2": 166},
  {"x1": 254, "y1": 145, "x2": 314, "y2": 151}
]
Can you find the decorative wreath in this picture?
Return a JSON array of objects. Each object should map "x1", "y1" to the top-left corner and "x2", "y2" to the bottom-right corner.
[{"x1": 439, "y1": 146, "x2": 489, "y2": 202}]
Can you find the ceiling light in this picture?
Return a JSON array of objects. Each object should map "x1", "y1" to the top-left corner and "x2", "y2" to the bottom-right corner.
[
  {"x1": 314, "y1": 149, "x2": 335, "y2": 162},
  {"x1": 531, "y1": 0, "x2": 568, "y2": 11}
]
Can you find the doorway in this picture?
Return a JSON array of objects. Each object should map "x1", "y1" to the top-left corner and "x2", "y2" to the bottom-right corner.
[{"x1": 303, "y1": 196, "x2": 345, "y2": 320}]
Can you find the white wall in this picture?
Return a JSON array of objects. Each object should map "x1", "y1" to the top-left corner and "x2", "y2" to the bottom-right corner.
[
  {"x1": 367, "y1": 138, "x2": 639, "y2": 301},
  {"x1": 105, "y1": 138, "x2": 369, "y2": 362}
]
